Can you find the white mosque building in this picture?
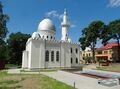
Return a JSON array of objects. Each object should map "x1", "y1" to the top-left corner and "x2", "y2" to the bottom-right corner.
[{"x1": 22, "y1": 9, "x2": 80, "y2": 69}]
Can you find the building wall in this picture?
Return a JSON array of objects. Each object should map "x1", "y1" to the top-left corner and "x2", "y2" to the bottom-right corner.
[
  {"x1": 22, "y1": 38, "x2": 80, "y2": 69},
  {"x1": 95, "y1": 49, "x2": 112, "y2": 61},
  {"x1": 70, "y1": 44, "x2": 80, "y2": 67},
  {"x1": 95, "y1": 46, "x2": 120, "y2": 62},
  {"x1": 45, "y1": 41, "x2": 61, "y2": 68}
]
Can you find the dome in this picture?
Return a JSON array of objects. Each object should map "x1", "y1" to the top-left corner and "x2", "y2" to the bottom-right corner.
[
  {"x1": 32, "y1": 32, "x2": 41, "y2": 39},
  {"x1": 38, "y1": 18, "x2": 55, "y2": 31}
]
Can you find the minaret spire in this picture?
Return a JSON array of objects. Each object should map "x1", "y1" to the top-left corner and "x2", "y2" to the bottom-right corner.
[{"x1": 61, "y1": 9, "x2": 70, "y2": 42}]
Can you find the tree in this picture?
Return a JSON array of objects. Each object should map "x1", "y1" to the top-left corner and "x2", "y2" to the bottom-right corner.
[
  {"x1": 84, "y1": 56, "x2": 93, "y2": 64},
  {"x1": 79, "y1": 20, "x2": 104, "y2": 63},
  {"x1": 101, "y1": 19, "x2": 120, "y2": 62},
  {"x1": 7, "y1": 32, "x2": 31, "y2": 65},
  {"x1": 0, "y1": 2, "x2": 9, "y2": 60},
  {"x1": 0, "y1": 2, "x2": 9, "y2": 39}
]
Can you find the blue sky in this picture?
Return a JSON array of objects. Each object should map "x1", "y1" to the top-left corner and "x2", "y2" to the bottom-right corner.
[{"x1": 2, "y1": 0, "x2": 120, "y2": 47}]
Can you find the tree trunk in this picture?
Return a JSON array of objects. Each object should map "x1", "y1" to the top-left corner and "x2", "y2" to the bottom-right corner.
[{"x1": 91, "y1": 42, "x2": 96, "y2": 63}]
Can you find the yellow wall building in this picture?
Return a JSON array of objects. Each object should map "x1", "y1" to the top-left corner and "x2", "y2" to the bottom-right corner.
[{"x1": 95, "y1": 42, "x2": 120, "y2": 62}]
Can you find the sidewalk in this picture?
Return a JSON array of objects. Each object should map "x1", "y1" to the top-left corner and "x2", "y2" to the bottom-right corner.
[
  {"x1": 41, "y1": 70, "x2": 120, "y2": 89},
  {"x1": 7, "y1": 69, "x2": 120, "y2": 89}
]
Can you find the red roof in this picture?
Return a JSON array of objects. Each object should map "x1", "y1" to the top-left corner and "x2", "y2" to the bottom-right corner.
[{"x1": 97, "y1": 42, "x2": 119, "y2": 50}]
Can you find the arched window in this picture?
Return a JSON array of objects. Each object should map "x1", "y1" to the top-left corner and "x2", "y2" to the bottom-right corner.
[
  {"x1": 76, "y1": 48, "x2": 78, "y2": 54},
  {"x1": 45, "y1": 50, "x2": 49, "y2": 62},
  {"x1": 71, "y1": 58, "x2": 73, "y2": 64},
  {"x1": 38, "y1": 34, "x2": 41, "y2": 38},
  {"x1": 56, "y1": 51, "x2": 59, "y2": 62},
  {"x1": 76, "y1": 58, "x2": 78, "y2": 63},
  {"x1": 51, "y1": 51, "x2": 54, "y2": 62},
  {"x1": 70, "y1": 48, "x2": 72, "y2": 53}
]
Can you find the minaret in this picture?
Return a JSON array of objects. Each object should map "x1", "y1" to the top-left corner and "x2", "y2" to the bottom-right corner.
[{"x1": 61, "y1": 9, "x2": 70, "y2": 42}]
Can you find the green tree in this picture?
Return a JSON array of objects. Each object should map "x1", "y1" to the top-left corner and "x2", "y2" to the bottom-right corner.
[
  {"x1": 101, "y1": 19, "x2": 120, "y2": 62},
  {"x1": 0, "y1": 2, "x2": 9, "y2": 60},
  {"x1": 79, "y1": 20, "x2": 104, "y2": 63},
  {"x1": 84, "y1": 56, "x2": 93, "y2": 64},
  {"x1": 7, "y1": 32, "x2": 31, "y2": 65}
]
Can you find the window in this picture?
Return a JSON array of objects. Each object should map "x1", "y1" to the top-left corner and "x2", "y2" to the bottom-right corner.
[
  {"x1": 76, "y1": 58, "x2": 78, "y2": 63},
  {"x1": 51, "y1": 36, "x2": 52, "y2": 39},
  {"x1": 71, "y1": 58, "x2": 73, "y2": 64},
  {"x1": 47, "y1": 36, "x2": 48, "y2": 38},
  {"x1": 83, "y1": 57, "x2": 84, "y2": 60},
  {"x1": 83, "y1": 54, "x2": 85, "y2": 57},
  {"x1": 89, "y1": 53, "x2": 91, "y2": 57},
  {"x1": 86, "y1": 54, "x2": 88, "y2": 57},
  {"x1": 56, "y1": 51, "x2": 59, "y2": 62},
  {"x1": 70, "y1": 48, "x2": 72, "y2": 53},
  {"x1": 38, "y1": 34, "x2": 41, "y2": 38},
  {"x1": 97, "y1": 51, "x2": 102, "y2": 54},
  {"x1": 76, "y1": 48, "x2": 78, "y2": 54},
  {"x1": 104, "y1": 51, "x2": 108, "y2": 54},
  {"x1": 51, "y1": 51, "x2": 54, "y2": 62},
  {"x1": 45, "y1": 50, "x2": 49, "y2": 62}
]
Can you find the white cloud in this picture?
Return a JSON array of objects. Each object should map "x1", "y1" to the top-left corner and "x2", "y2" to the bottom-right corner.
[
  {"x1": 45, "y1": 10, "x2": 63, "y2": 19},
  {"x1": 108, "y1": 0, "x2": 120, "y2": 7},
  {"x1": 45, "y1": 10, "x2": 76, "y2": 28},
  {"x1": 70, "y1": 24, "x2": 76, "y2": 28}
]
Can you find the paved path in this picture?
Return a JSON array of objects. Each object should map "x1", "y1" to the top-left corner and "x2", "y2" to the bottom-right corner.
[
  {"x1": 41, "y1": 71, "x2": 120, "y2": 89},
  {"x1": 8, "y1": 68, "x2": 21, "y2": 74},
  {"x1": 8, "y1": 69, "x2": 120, "y2": 89}
]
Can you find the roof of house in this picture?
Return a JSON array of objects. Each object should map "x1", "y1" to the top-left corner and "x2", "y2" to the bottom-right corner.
[{"x1": 96, "y1": 42, "x2": 119, "y2": 50}]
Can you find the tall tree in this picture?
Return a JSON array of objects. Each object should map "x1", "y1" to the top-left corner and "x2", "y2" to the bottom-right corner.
[
  {"x1": 7, "y1": 32, "x2": 31, "y2": 65},
  {"x1": 0, "y1": 2, "x2": 9, "y2": 60},
  {"x1": 0, "y1": 2, "x2": 9, "y2": 39},
  {"x1": 79, "y1": 20, "x2": 104, "y2": 62},
  {"x1": 101, "y1": 19, "x2": 120, "y2": 62}
]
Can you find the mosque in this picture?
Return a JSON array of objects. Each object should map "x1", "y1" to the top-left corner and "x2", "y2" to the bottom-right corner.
[{"x1": 22, "y1": 9, "x2": 80, "y2": 69}]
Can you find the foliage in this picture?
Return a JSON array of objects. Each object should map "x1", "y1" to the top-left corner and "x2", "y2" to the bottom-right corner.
[
  {"x1": 0, "y1": 2, "x2": 9, "y2": 39},
  {"x1": 0, "y1": 2, "x2": 9, "y2": 60},
  {"x1": 0, "y1": 40, "x2": 7, "y2": 60},
  {"x1": 84, "y1": 56, "x2": 93, "y2": 64},
  {"x1": 7, "y1": 32, "x2": 31, "y2": 65},
  {"x1": 101, "y1": 19, "x2": 120, "y2": 62},
  {"x1": 79, "y1": 20, "x2": 104, "y2": 62}
]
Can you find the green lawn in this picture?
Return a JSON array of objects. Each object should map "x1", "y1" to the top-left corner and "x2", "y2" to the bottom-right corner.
[
  {"x1": 5, "y1": 64, "x2": 21, "y2": 69},
  {"x1": 96, "y1": 64, "x2": 120, "y2": 72},
  {"x1": 0, "y1": 71, "x2": 74, "y2": 89}
]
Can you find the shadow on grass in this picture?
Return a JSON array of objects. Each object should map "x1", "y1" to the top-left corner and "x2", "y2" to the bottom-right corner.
[
  {"x1": 0, "y1": 85, "x2": 22, "y2": 89},
  {"x1": 0, "y1": 80, "x2": 19, "y2": 85}
]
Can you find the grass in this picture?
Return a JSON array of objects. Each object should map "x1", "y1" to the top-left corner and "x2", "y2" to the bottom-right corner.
[
  {"x1": 0, "y1": 80, "x2": 19, "y2": 84},
  {"x1": 96, "y1": 64, "x2": 120, "y2": 72},
  {"x1": 5, "y1": 64, "x2": 21, "y2": 69},
  {"x1": 0, "y1": 85, "x2": 21, "y2": 89},
  {"x1": 0, "y1": 71, "x2": 74, "y2": 89}
]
